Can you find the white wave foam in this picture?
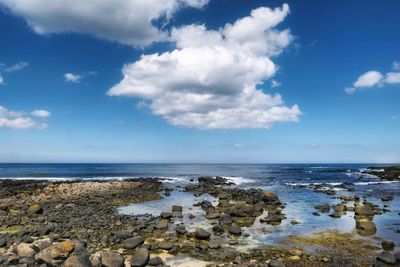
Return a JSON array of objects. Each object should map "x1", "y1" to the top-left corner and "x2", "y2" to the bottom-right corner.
[
  {"x1": 354, "y1": 180, "x2": 400, "y2": 186},
  {"x1": 223, "y1": 176, "x2": 254, "y2": 185}
]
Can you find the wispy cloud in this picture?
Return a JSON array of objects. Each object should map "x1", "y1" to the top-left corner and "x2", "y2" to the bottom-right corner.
[
  {"x1": 64, "y1": 73, "x2": 82, "y2": 83},
  {"x1": 4, "y1": 61, "x2": 29, "y2": 73},
  {"x1": 0, "y1": 106, "x2": 50, "y2": 129}
]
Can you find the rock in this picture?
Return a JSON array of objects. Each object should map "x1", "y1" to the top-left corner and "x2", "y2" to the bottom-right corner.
[
  {"x1": 381, "y1": 195, "x2": 394, "y2": 202},
  {"x1": 219, "y1": 214, "x2": 233, "y2": 225},
  {"x1": 334, "y1": 204, "x2": 347, "y2": 212},
  {"x1": 288, "y1": 255, "x2": 301, "y2": 261},
  {"x1": 158, "y1": 241, "x2": 174, "y2": 250},
  {"x1": 376, "y1": 251, "x2": 396, "y2": 264},
  {"x1": 206, "y1": 212, "x2": 221, "y2": 219},
  {"x1": 100, "y1": 251, "x2": 124, "y2": 267},
  {"x1": 228, "y1": 224, "x2": 242, "y2": 236},
  {"x1": 268, "y1": 259, "x2": 286, "y2": 267},
  {"x1": 381, "y1": 240, "x2": 395, "y2": 251},
  {"x1": 289, "y1": 249, "x2": 303, "y2": 257},
  {"x1": 355, "y1": 205, "x2": 374, "y2": 216},
  {"x1": 160, "y1": 212, "x2": 173, "y2": 219},
  {"x1": 154, "y1": 219, "x2": 169, "y2": 229},
  {"x1": 212, "y1": 224, "x2": 225, "y2": 236},
  {"x1": 219, "y1": 192, "x2": 230, "y2": 199},
  {"x1": 315, "y1": 204, "x2": 330, "y2": 213},
  {"x1": 291, "y1": 220, "x2": 300, "y2": 225},
  {"x1": 329, "y1": 210, "x2": 342, "y2": 218},
  {"x1": 356, "y1": 218, "x2": 377, "y2": 236},
  {"x1": 148, "y1": 257, "x2": 163, "y2": 266},
  {"x1": 63, "y1": 250, "x2": 91, "y2": 267},
  {"x1": 263, "y1": 192, "x2": 280, "y2": 205},
  {"x1": 90, "y1": 252, "x2": 101, "y2": 267},
  {"x1": 34, "y1": 247, "x2": 53, "y2": 265},
  {"x1": 32, "y1": 239, "x2": 52, "y2": 251},
  {"x1": 175, "y1": 225, "x2": 187, "y2": 235},
  {"x1": 312, "y1": 212, "x2": 320, "y2": 216},
  {"x1": 229, "y1": 203, "x2": 257, "y2": 217},
  {"x1": 17, "y1": 243, "x2": 36, "y2": 258},
  {"x1": 51, "y1": 241, "x2": 75, "y2": 260},
  {"x1": 123, "y1": 236, "x2": 145, "y2": 249},
  {"x1": 131, "y1": 248, "x2": 150, "y2": 267},
  {"x1": 195, "y1": 228, "x2": 211, "y2": 240},
  {"x1": 264, "y1": 213, "x2": 283, "y2": 224},
  {"x1": 28, "y1": 204, "x2": 43, "y2": 214},
  {"x1": 208, "y1": 240, "x2": 221, "y2": 249}
]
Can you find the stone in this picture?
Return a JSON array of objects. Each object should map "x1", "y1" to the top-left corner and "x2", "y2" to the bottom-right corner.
[
  {"x1": 381, "y1": 240, "x2": 395, "y2": 251},
  {"x1": 288, "y1": 255, "x2": 301, "y2": 261},
  {"x1": 131, "y1": 248, "x2": 150, "y2": 267},
  {"x1": 175, "y1": 225, "x2": 187, "y2": 235},
  {"x1": 100, "y1": 251, "x2": 124, "y2": 267},
  {"x1": 32, "y1": 239, "x2": 52, "y2": 251},
  {"x1": 314, "y1": 204, "x2": 330, "y2": 213},
  {"x1": 172, "y1": 205, "x2": 183, "y2": 212},
  {"x1": 17, "y1": 243, "x2": 36, "y2": 258},
  {"x1": 291, "y1": 219, "x2": 300, "y2": 225},
  {"x1": 356, "y1": 218, "x2": 377, "y2": 236},
  {"x1": 263, "y1": 192, "x2": 280, "y2": 204},
  {"x1": 63, "y1": 251, "x2": 91, "y2": 267},
  {"x1": 28, "y1": 204, "x2": 43, "y2": 214},
  {"x1": 268, "y1": 259, "x2": 286, "y2": 267},
  {"x1": 329, "y1": 210, "x2": 342, "y2": 218},
  {"x1": 160, "y1": 212, "x2": 173, "y2": 219},
  {"x1": 51, "y1": 241, "x2": 75, "y2": 259},
  {"x1": 195, "y1": 228, "x2": 211, "y2": 240},
  {"x1": 154, "y1": 219, "x2": 169, "y2": 229},
  {"x1": 148, "y1": 257, "x2": 163, "y2": 266},
  {"x1": 206, "y1": 212, "x2": 221, "y2": 219},
  {"x1": 212, "y1": 224, "x2": 225, "y2": 236},
  {"x1": 158, "y1": 241, "x2": 174, "y2": 250},
  {"x1": 208, "y1": 240, "x2": 221, "y2": 249},
  {"x1": 376, "y1": 251, "x2": 396, "y2": 265},
  {"x1": 381, "y1": 195, "x2": 394, "y2": 202},
  {"x1": 355, "y1": 205, "x2": 374, "y2": 216},
  {"x1": 123, "y1": 236, "x2": 144, "y2": 249},
  {"x1": 289, "y1": 249, "x2": 303, "y2": 257},
  {"x1": 219, "y1": 214, "x2": 233, "y2": 225},
  {"x1": 228, "y1": 224, "x2": 242, "y2": 236}
]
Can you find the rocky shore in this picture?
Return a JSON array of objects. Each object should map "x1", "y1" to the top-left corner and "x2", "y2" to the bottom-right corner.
[
  {"x1": 366, "y1": 166, "x2": 400, "y2": 181},
  {"x1": 0, "y1": 177, "x2": 399, "y2": 266}
]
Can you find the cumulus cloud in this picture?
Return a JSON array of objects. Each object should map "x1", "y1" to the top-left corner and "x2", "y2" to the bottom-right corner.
[
  {"x1": 346, "y1": 63, "x2": 400, "y2": 94},
  {"x1": 0, "y1": 106, "x2": 49, "y2": 129},
  {"x1": 108, "y1": 4, "x2": 301, "y2": 129},
  {"x1": 31, "y1": 109, "x2": 51, "y2": 118},
  {"x1": 4, "y1": 61, "x2": 29, "y2": 72},
  {"x1": 0, "y1": 0, "x2": 209, "y2": 47},
  {"x1": 64, "y1": 73, "x2": 82, "y2": 83}
]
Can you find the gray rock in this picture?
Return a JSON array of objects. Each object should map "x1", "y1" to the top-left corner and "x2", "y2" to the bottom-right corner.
[
  {"x1": 355, "y1": 205, "x2": 374, "y2": 216},
  {"x1": 158, "y1": 241, "x2": 174, "y2": 250},
  {"x1": 206, "y1": 212, "x2": 221, "y2": 219},
  {"x1": 17, "y1": 243, "x2": 36, "y2": 258},
  {"x1": 175, "y1": 225, "x2": 187, "y2": 235},
  {"x1": 63, "y1": 251, "x2": 91, "y2": 267},
  {"x1": 100, "y1": 251, "x2": 124, "y2": 267},
  {"x1": 172, "y1": 205, "x2": 183, "y2": 212},
  {"x1": 160, "y1": 212, "x2": 173, "y2": 219},
  {"x1": 131, "y1": 248, "x2": 150, "y2": 267},
  {"x1": 148, "y1": 256, "x2": 163, "y2": 266},
  {"x1": 195, "y1": 228, "x2": 211, "y2": 240},
  {"x1": 228, "y1": 224, "x2": 242, "y2": 236},
  {"x1": 376, "y1": 251, "x2": 396, "y2": 264},
  {"x1": 123, "y1": 236, "x2": 144, "y2": 249},
  {"x1": 314, "y1": 204, "x2": 330, "y2": 213},
  {"x1": 154, "y1": 219, "x2": 169, "y2": 229}
]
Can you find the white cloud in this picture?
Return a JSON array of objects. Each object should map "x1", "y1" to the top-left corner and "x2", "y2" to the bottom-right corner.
[
  {"x1": 346, "y1": 64, "x2": 400, "y2": 94},
  {"x1": 108, "y1": 4, "x2": 301, "y2": 129},
  {"x1": 271, "y1": 80, "x2": 281, "y2": 88},
  {"x1": 31, "y1": 109, "x2": 51, "y2": 118},
  {"x1": 0, "y1": 0, "x2": 209, "y2": 47},
  {"x1": 4, "y1": 61, "x2": 29, "y2": 72},
  {"x1": 0, "y1": 106, "x2": 49, "y2": 129},
  {"x1": 353, "y1": 71, "x2": 383, "y2": 88},
  {"x1": 0, "y1": 75, "x2": 4, "y2": 85},
  {"x1": 64, "y1": 73, "x2": 82, "y2": 83},
  {"x1": 385, "y1": 72, "x2": 400, "y2": 84}
]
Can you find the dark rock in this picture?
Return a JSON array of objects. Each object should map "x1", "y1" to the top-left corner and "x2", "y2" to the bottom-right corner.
[
  {"x1": 381, "y1": 240, "x2": 395, "y2": 251},
  {"x1": 123, "y1": 236, "x2": 145, "y2": 249},
  {"x1": 228, "y1": 224, "x2": 242, "y2": 236},
  {"x1": 268, "y1": 259, "x2": 286, "y2": 267},
  {"x1": 172, "y1": 205, "x2": 183, "y2": 212},
  {"x1": 154, "y1": 219, "x2": 169, "y2": 229},
  {"x1": 315, "y1": 204, "x2": 330, "y2": 213},
  {"x1": 158, "y1": 241, "x2": 174, "y2": 250},
  {"x1": 160, "y1": 212, "x2": 173, "y2": 220},
  {"x1": 212, "y1": 225, "x2": 225, "y2": 236},
  {"x1": 131, "y1": 248, "x2": 150, "y2": 267},
  {"x1": 219, "y1": 214, "x2": 233, "y2": 226},
  {"x1": 175, "y1": 225, "x2": 187, "y2": 235},
  {"x1": 148, "y1": 257, "x2": 163, "y2": 266},
  {"x1": 195, "y1": 228, "x2": 211, "y2": 240}
]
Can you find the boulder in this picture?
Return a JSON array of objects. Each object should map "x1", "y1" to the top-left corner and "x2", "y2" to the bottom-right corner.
[
  {"x1": 263, "y1": 192, "x2": 280, "y2": 205},
  {"x1": 175, "y1": 225, "x2": 187, "y2": 235},
  {"x1": 314, "y1": 204, "x2": 330, "y2": 213},
  {"x1": 355, "y1": 218, "x2": 377, "y2": 236},
  {"x1": 154, "y1": 219, "x2": 169, "y2": 229},
  {"x1": 17, "y1": 243, "x2": 36, "y2": 258},
  {"x1": 131, "y1": 248, "x2": 150, "y2": 267},
  {"x1": 172, "y1": 205, "x2": 183, "y2": 212},
  {"x1": 160, "y1": 212, "x2": 173, "y2": 219},
  {"x1": 206, "y1": 212, "x2": 221, "y2": 219},
  {"x1": 123, "y1": 236, "x2": 144, "y2": 249},
  {"x1": 268, "y1": 259, "x2": 286, "y2": 267},
  {"x1": 148, "y1": 257, "x2": 163, "y2": 266},
  {"x1": 212, "y1": 224, "x2": 225, "y2": 236},
  {"x1": 195, "y1": 228, "x2": 211, "y2": 240},
  {"x1": 381, "y1": 240, "x2": 395, "y2": 251},
  {"x1": 376, "y1": 251, "x2": 396, "y2": 265},
  {"x1": 158, "y1": 241, "x2": 174, "y2": 250},
  {"x1": 228, "y1": 224, "x2": 242, "y2": 236},
  {"x1": 355, "y1": 205, "x2": 374, "y2": 216},
  {"x1": 100, "y1": 251, "x2": 124, "y2": 267}
]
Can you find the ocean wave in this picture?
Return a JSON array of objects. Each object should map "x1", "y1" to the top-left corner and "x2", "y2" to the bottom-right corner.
[
  {"x1": 354, "y1": 180, "x2": 400, "y2": 186},
  {"x1": 223, "y1": 176, "x2": 254, "y2": 185},
  {"x1": 285, "y1": 182, "x2": 343, "y2": 187}
]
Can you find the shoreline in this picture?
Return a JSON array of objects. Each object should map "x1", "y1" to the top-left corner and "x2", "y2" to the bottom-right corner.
[{"x1": 0, "y1": 175, "x2": 398, "y2": 266}]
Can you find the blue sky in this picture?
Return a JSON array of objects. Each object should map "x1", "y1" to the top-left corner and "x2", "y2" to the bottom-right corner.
[{"x1": 0, "y1": 0, "x2": 399, "y2": 163}]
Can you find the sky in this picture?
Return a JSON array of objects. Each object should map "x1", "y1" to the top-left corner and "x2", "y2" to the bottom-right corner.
[{"x1": 0, "y1": 0, "x2": 399, "y2": 164}]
